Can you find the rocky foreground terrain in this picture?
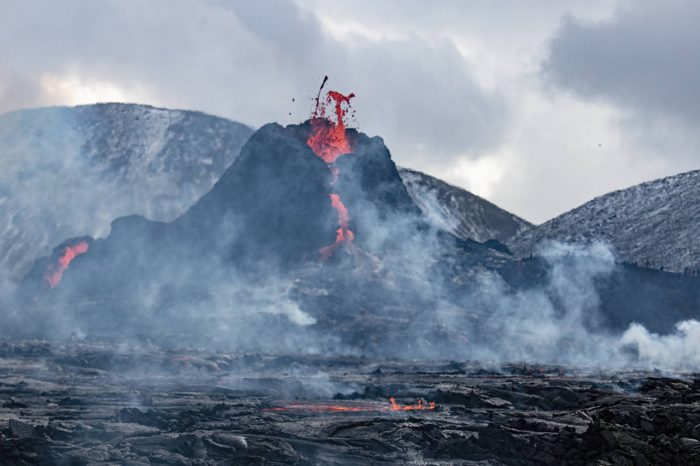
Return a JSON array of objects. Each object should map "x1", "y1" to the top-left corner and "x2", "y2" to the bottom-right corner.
[{"x1": 1, "y1": 340, "x2": 699, "y2": 465}]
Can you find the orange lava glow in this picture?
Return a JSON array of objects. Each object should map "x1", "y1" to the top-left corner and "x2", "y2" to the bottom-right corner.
[
  {"x1": 263, "y1": 399, "x2": 435, "y2": 413},
  {"x1": 308, "y1": 91, "x2": 355, "y2": 163},
  {"x1": 45, "y1": 241, "x2": 89, "y2": 288},
  {"x1": 319, "y1": 194, "x2": 355, "y2": 260},
  {"x1": 390, "y1": 398, "x2": 435, "y2": 411},
  {"x1": 307, "y1": 81, "x2": 357, "y2": 260}
]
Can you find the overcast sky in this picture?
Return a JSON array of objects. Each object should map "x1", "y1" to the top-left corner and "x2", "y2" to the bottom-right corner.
[{"x1": 1, "y1": 0, "x2": 699, "y2": 224}]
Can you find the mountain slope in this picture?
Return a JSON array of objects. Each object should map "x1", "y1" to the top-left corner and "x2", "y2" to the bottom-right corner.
[
  {"x1": 16, "y1": 121, "x2": 514, "y2": 341},
  {"x1": 398, "y1": 167, "x2": 533, "y2": 243},
  {"x1": 507, "y1": 169, "x2": 700, "y2": 272},
  {"x1": 0, "y1": 103, "x2": 253, "y2": 283}
]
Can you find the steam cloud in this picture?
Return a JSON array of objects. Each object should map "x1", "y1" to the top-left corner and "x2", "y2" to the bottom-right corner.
[
  {"x1": 432, "y1": 241, "x2": 700, "y2": 371},
  {"x1": 1, "y1": 116, "x2": 697, "y2": 375}
]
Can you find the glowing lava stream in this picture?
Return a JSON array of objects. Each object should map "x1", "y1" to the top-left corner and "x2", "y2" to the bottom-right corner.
[
  {"x1": 262, "y1": 398, "x2": 435, "y2": 412},
  {"x1": 306, "y1": 81, "x2": 357, "y2": 260},
  {"x1": 390, "y1": 397, "x2": 435, "y2": 411},
  {"x1": 45, "y1": 241, "x2": 89, "y2": 288},
  {"x1": 319, "y1": 194, "x2": 355, "y2": 260}
]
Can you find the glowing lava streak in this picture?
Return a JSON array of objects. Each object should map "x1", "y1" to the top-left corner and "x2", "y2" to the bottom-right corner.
[
  {"x1": 390, "y1": 398, "x2": 435, "y2": 411},
  {"x1": 307, "y1": 79, "x2": 356, "y2": 260},
  {"x1": 262, "y1": 399, "x2": 436, "y2": 412},
  {"x1": 45, "y1": 241, "x2": 89, "y2": 288},
  {"x1": 319, "y1": 194, "x2": 355, "y2": 260}
]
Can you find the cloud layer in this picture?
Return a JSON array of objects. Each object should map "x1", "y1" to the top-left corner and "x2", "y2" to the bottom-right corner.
[{"x1": 2, "y1": 0, "x2": 699, "y2": 224}]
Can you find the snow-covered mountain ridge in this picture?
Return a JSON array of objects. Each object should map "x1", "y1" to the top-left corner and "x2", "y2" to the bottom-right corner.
[
  {"x1": 399, "y1": 168, "x2": 533, "y2": 244},
  {"x1": 507, "y1": 169, "x2": 700, "y2": 273}
]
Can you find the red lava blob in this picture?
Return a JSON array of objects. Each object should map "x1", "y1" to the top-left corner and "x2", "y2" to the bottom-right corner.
[
  {"x1": 45, "y1": 241, "x2": 89, "y2": 288},
  {"x1": 306, "y1": 79, "x2": 357, "y2": 260}
]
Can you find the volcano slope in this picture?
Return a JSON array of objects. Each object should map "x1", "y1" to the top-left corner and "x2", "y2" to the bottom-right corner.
[{"x1": 12, "y1": 120, "x2": 513, "y2": 349}]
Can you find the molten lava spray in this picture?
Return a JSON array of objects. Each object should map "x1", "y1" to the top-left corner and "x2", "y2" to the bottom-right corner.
[
  {"x1": 307, "y1": 78, "x2": 356, "y2": 260},
  {"x1": 308, "y1": 91, "x2": 356, "y2": 163},
  {"x1": 45, "y1": 241, "x2": 89, "y2": 288}
]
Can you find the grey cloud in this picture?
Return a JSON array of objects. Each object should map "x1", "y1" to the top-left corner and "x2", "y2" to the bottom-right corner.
[
  {"x1": 0, "y1": 73, "x2": 43, "y2": 117},
  {"x1": 210, "y1": 0, "x2": 510, "y2": 167},
  {"x1": 545, "y1": 0, "x2": 700, "y2": 124},
  {"x1": 0, "y1": 0, "x2": 508, "y2": 170},
  {"x1": 346, "y1": 37, "x2": 509, "y2": 168}
]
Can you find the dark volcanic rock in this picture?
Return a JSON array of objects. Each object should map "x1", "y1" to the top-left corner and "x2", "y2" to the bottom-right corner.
[
  {"x1": 334, "y1": 133, "x2": 422, "y2": 220},
  {"x1": 174, "y1": 122, "x2": 337, "y2": 269},
  {"x1": 1, "y1": 340, "x2": 699, "y2": 465}
]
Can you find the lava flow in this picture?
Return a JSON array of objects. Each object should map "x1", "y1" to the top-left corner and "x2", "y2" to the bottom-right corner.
[
  {"x1": 390, "y1": 397, "x2": 435, "y2": 411},
  {"x1": 263, "y1": 399, "x2": 435, "y2": 412},
  {"x1": 307, "y1": 78, "x2": 357, "y2": 260},
  {"x1": 319, "y1": 194, "x2": 355, "y2": 260},
  {"x1": 45, "y1": 241, "x2": 89, "y2": 288}
]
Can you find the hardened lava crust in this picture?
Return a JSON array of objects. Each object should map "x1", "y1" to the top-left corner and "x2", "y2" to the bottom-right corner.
[{"x1": 0, "y1": 340, "x2": 698, "y2": 465}]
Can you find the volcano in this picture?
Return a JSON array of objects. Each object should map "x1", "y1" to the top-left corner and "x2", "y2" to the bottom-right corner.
[
  {"x1": 14, "y1": 113, "x2": 504, "y2": 339},
  {"x1": 13, "y1": 99, "x2": 700, "y2": 359}
]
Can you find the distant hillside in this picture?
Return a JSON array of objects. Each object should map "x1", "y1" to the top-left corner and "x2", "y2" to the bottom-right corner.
[
  {"x1": 399, "y1": 168, "x2": 533, "y2": 244},
  {"x1": 507, "y1": 169, "x2": 700, "y2": 273},
  {"x1": 0, "y1": 103, "x2": 253, "y2": 283}
]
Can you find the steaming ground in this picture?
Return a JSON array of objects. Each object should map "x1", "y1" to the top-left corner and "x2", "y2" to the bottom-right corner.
[
  {"x1": 10, "y1": 236, "x2": 699, "y2": 372},
  {"x1": 443, "y1": 241, "x2": 700, "y2": 371}
]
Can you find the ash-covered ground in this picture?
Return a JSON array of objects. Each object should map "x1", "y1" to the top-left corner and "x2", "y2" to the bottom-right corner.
[{"x1": 1, "y1": 340, "x2": 699, "y2": 465}]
